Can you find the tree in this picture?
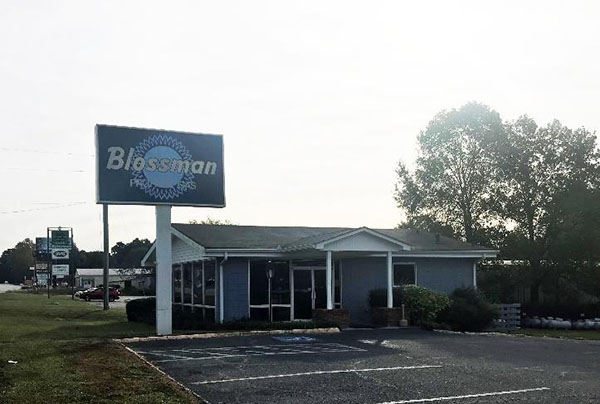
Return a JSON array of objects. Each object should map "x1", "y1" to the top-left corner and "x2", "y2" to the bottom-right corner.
[
  {"x1": 489, "y1": 117, "x2": 599, "y2": 302},
  {"x1": 0, "y1": 239, "x2": 35, "y2": 283},
  {"x1": 395, "y1": 102, "x2": 503, "y2": 243},
  {"x1": 188, "y1": 217, "x2": 234, "y2": 225},
  {"x1": 110, "y1": 238, "x2": 152, "y2": 268},
  {"x1": 76, "y1": 249, "x2": 104, "y2": 268}
]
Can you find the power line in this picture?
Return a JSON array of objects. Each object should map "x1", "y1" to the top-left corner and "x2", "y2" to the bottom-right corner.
[
  {"x1": 0, "y1": 167, "x2": 89, "y2": 173},
  {"x1": 0, "y1": 202, "x2": 90, "y2": 215},
  {"x1": 0, "y1": 147, "x2": 94, "y2": 157}
]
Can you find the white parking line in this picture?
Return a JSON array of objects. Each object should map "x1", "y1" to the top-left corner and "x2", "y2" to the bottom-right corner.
[
  {"x1": 192, "y1": 365, "x2": 442, "y2": 385},
  {"x1": 376, "y1": 387, "x2": 551, "y2": 403}
]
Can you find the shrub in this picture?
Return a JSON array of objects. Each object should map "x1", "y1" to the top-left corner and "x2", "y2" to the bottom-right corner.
[
  {"x1": 401, "y1": 285, "x2": 450, "y2": 325},
  {"x1": 126, "y1": 298, "x2": 336, "y2": 331},
  {"x1": 437, "y1": 288, "x2": 498, "y2": 332},
  {"x1": 368, "y1": 288, "x2": 403, "y2": 308},
  {"x1": 126, "y1": 297, "x2": 156, "y2": 324},
  {"x1": 368, "y1": 286, "x2": 449, "y2": 326}
]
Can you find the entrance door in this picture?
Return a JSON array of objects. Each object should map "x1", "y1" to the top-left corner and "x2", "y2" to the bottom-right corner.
[
  {"x1": 293, "y1": 270, "x2": 312, "y2": 319},
  {"x1": 293, "y1": 269, "x2": 326, "y2": 319}
]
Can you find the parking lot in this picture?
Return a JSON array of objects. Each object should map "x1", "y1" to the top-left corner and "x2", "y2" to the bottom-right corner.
[{"x1": 125, "y1": 329, "x2": 600, "y2": 403}]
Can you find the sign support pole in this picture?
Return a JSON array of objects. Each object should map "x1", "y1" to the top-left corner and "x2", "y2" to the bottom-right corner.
[
  {"x1": 103, "y1": 204, "x2": 110, "y2": 310},
  {"x1": 71, "y1": 228, "x2": 75, "y2": 300},
  {"x1": 155, "y1": 205, "x2": 173, "y2": 335},
  {"x1": 47, "y1": 228, "x2": 51, "y2": 299}
]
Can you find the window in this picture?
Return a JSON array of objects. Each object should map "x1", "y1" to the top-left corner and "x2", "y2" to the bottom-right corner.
[
  {"x1": 183, "y1": 263, "x2": 193, "y2": 304},
  {"x1": 334, "y1": 261, "x2": 342, "y2": 308},
  {"x1": 173, "y1": 260, "x2": 216, "y2": 322},
  {"x1": 173, "y1": 265, "x2": 182, "y2": 303},
  {"x1": 249, "y1": 260, "x2": 291, "y2": 321},
  {"x1": 394, "y1": 263, "x2": 416, "y2": 286}
]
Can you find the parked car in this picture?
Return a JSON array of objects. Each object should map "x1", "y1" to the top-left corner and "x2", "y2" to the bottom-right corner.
[{"x1": 78, "y1": 286, "x2": 120, "y2": 302}]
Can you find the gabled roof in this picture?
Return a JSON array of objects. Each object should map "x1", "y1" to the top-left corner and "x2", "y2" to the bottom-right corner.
[{"x1": 171, "y1": 223, "x2": 493, "y2": 252}]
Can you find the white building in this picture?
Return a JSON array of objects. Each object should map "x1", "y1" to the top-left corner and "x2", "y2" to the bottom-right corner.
[{"x1": 75, "y1": 268, "x2": 153, "y2": 290}]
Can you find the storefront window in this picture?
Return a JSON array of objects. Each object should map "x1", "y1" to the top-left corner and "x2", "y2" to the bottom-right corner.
[
  {"x1": 173, "y1": 265, "x2": 181, "y2": 303},
  {"x1": 249, "y1": 260, "x2": 291, "y2": 321},
  {"x1": 183, "y1": 263, "x2": 193, "y2": 304},
  {"x1": 204, "y1": 260, "x2": 216, "y2": 306},
  {"x1": 394, "y1": 263, "x2": 416, "y2": 286}
]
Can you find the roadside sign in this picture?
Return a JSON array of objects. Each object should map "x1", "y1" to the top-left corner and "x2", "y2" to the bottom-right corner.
[
  {"x1": 51, "y1": 249, "x2": 70, "y2": 260},
  {"x1": 37, "y1": 273, "x2": 49, "y2": 284},
  {"x1": 50, "y1": 230, "x2": 71, "y2": 249},
  {"x1": 36, "y1": 237, "x2": 49, "y2": 254},
  {"x1": 52, "y1": 264, "x2": 70, "y2": 277},
  {"x1": 95, "y1": 125, "x2": 225, "y2": 207},
  {"x1": 35, "y1": 262, "x2": 48, "y2": 270}
]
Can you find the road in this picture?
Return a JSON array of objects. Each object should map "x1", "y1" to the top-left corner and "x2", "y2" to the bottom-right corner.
[{"x1": 0, "y1": 284, "x2": 21, "y2": 293}]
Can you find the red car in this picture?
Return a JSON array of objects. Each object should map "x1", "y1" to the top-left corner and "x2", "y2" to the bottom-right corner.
[{"x1": 79, "y1": 286, "x2": 120, "y2": 302}]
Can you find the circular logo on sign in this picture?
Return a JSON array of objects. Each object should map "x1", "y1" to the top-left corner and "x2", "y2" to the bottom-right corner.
[{"x1": 131, "y1": 135, "x2": 195, "y2": 200}]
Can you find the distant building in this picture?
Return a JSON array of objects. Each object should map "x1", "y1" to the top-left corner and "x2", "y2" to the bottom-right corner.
[{"x1": 75, "y1": 268, "x2": 153, "y2": 290}]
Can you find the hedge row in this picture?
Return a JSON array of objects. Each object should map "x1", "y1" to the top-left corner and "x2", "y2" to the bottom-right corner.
[{"x1": 125, "y1": 298, "x2": 335, "y2": 331}]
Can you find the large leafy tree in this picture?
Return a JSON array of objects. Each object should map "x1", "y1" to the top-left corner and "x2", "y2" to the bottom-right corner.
[
  {"x1": 110, "y1": 238, "x2": 152, "y2": 268},
  {"x1": 395, "y1": 102, "x2": 503, "y2": 244},
  {"x1": 489, "y1": 117, "x2": 599, "y2": 302},
  {"x1": 0, "y1": 239, "x2": 35, "y2": 283}
]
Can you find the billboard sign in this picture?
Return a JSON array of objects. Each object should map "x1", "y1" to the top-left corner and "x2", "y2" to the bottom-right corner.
[
  {"x1": 35, "y1": 262, "x2": 48, "y2": 270},
  {"x1": 50, "y1": 230, "x2": 71, "y2": 249},
  {"x1": 95, "y1": 125, "x2": 225, "y2": 207},
  {"x1": 36, "y1": 237, "x2": 49, "y2": 254},
  {"x1": 52, "y1": 264, "x2": 70, "y2": 277},
  {"x1": 37, "y1": 273, "x2": 48, "y2": 285},
  {"x1": 51, "y1": 249, "x2": 70, "y2": 260}
]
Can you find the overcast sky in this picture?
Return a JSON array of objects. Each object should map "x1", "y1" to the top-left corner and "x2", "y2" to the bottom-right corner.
[{"x1": 1, "y1": 0, "x2": 599, "y2": 253}]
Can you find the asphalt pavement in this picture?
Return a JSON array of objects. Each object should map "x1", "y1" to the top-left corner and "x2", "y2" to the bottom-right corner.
[{"x1": 125, "y1": 328, "x2": 600, "y2": 403}]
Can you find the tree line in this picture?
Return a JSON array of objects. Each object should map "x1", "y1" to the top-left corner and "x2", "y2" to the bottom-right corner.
[
  {"x1": 395, "y1": 102, "x2": 600, "y2": 304},
  {"x1": 0, "y1": 217, "x2": 229, "y2": 284},
  {"x1": 0, "y1": 238, "x2": 152, "y2": 284}
]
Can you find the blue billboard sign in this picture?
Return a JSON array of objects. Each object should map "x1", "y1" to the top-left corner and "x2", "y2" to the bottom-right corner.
[{"x1": 96, "y1": 125, "x2": 225, "y2": 207}]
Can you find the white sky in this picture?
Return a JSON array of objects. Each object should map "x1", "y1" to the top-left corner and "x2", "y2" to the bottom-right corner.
[{"x1": 1, "y1": 0, "x2": 599, "y2": 252}]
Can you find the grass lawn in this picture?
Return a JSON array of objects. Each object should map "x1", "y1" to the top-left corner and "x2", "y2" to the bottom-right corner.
[
  {"x1": 0, "y1": 292, "x2": 196, "y2": 404},
  {"x1": 507, "y1": 328, "x2": 600, "y2": 341}
]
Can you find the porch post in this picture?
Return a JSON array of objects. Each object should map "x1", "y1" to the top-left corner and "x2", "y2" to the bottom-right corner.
[
  {"x1": 387, "y1": 251, "x2": 393, "y2": 308},
  {"x1": 326, "y1": 250, "x2": 333, "y2": 310}
]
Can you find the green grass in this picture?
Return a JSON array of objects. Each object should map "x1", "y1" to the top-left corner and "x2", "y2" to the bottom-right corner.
[
  {"x1": 0, "y1": 292, "x2": 195, "y2": 404},
  {"x1": 507, "y1": 328, "x2": 600, "y2": 340}
]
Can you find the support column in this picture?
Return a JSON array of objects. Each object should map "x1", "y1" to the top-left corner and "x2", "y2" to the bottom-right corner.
[
  {"x1": 155, "y1": 205, "x2": 172, "y2": 335},
  {"x1": 326, "y1": 251, "x2": 333, "y2": 310},
  {"x1": 387, "y1": 251, "x2": 393, "y2": 308}
]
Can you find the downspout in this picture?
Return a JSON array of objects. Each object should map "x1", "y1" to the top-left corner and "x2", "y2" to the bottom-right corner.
[{"x1": 218, "y1": 252, "x2": 228, "y2": 323}]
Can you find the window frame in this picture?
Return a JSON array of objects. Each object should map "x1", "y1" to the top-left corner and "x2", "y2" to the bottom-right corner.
[
  {"x1": 173, "y1": 261, "x2": 217, "y2": 319},
  {"x1": 392, "y1": 262, "x2": 417, "y2": 287},
  {"x1": 248, "y1": 260, "x2": 292, "y2": 321}
]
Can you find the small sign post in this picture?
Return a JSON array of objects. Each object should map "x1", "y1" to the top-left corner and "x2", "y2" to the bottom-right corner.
[{"x1": 95, "y1": 125, "x2": 225, "y2": 334}]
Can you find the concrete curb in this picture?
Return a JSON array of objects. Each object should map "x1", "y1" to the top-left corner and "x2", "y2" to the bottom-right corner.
[
  {"x1": 120, "y1": 344, "x2": 207, "y2": 403},
  {"x1": 115, "y1": 327, "x2": 340, "y2": 343}
]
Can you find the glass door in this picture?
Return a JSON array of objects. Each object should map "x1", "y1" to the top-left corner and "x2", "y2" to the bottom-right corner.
[{"x1": 293, "y1": 270, "x2": 312, "y2": 319}]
